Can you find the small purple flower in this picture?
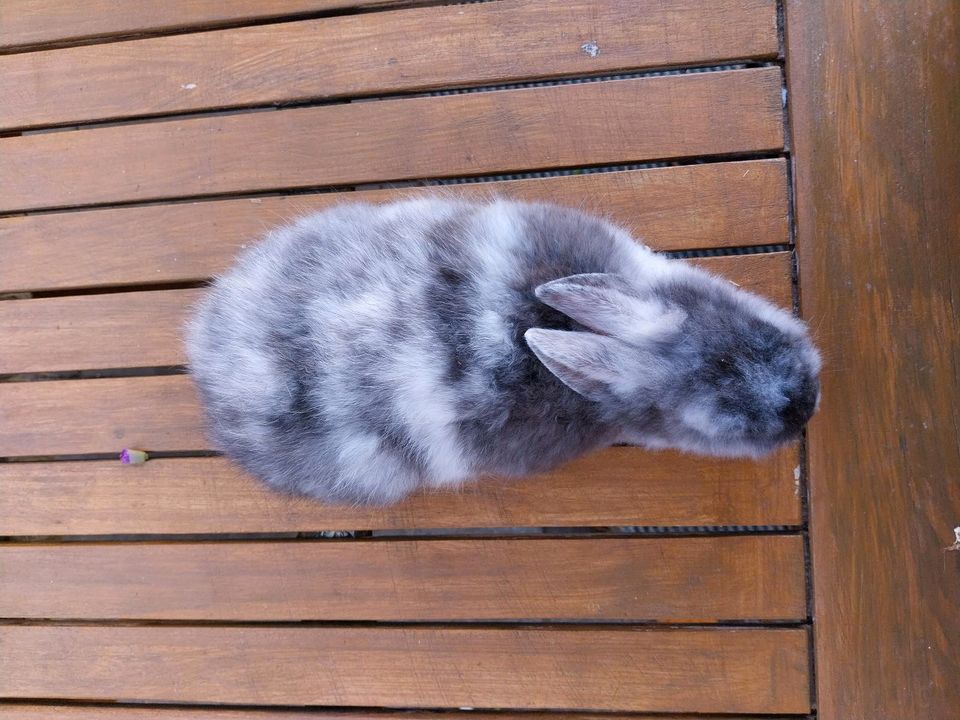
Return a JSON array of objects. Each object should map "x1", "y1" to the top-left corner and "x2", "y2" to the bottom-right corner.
[{"x1": 120, "y1": 448, "x2": 149, "y2": 465}]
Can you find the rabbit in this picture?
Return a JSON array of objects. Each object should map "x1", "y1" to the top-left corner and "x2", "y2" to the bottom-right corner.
[{"x1": 185, "y1": 196, "x2": 821, "y2": 505}]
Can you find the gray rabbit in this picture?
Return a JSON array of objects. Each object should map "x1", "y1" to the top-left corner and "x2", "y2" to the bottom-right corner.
[{"x1": 186, "y1": 197, "x2": 820, "y2": 505}]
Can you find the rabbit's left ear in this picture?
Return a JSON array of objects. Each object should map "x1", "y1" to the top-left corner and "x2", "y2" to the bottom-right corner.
[
  {"x1": 524, "y1": 328, "x2": 626, "y2": 400},
  {"x1": 535, "y1": 273, "x2": 685, "y2": 344}
]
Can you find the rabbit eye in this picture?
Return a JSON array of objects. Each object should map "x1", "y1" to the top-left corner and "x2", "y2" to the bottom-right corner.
[{"x1": 714, "y1": 355, "x2": 734, "y2": 372}]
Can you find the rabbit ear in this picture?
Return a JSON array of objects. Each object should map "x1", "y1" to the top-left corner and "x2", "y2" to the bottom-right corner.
[
  {"x1": 525, "y1": 328, "x2": 627, "y2": 400},
  {"x1": 535, "y1": 273, "x2": 685, "y2": 343}
]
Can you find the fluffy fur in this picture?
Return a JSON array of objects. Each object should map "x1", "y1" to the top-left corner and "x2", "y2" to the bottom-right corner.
[{"x1": 186, "y1": 198, "x2": 821, "y2": 504}]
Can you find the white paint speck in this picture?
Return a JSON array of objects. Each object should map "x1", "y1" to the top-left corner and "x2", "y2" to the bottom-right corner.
[
  {"x1": 181, "y1": 83, "x2": 197, "y2": 90},
  {"x1": 947, "y1": 527, "x2": 960, "y2": 552},
  {"x1": 781, "y1": 87, "x2": 788, "y2": 107},
  {"x1": 793, "y1": 466, "x2": 801, "y2": 481},
  {"x1": 581, "y1": 41, "x2": 600, "y2": 57}
]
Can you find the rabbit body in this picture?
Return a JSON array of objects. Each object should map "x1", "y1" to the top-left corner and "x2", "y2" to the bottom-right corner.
[{"x1": 187, "y1": 197, "x2": 820, "y2": 505}]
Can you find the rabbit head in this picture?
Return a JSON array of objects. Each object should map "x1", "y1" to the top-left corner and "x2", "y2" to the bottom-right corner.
[{"x1": 525, "y1": 265, "x2": 821, "y2": 458}]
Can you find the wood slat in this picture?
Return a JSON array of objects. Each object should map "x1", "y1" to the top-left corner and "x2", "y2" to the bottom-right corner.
[
  {"x1": 0, "y1": 536, "x2": 806, "y2": 622},
  {"x1": 0, "y1": 159, "x2": 790, "y2": 294},
  {"x1": 0, "y1": 445, "x2": 801, "y2": 535},
  {"x1": 0, "y1": 0, "x2": 433, "y2": 51},
  {"x1": 0, "y1": 375, "x2": 204, "y2": 455},
  {"x1": 0, "y1": 252, "x2": 792, "y2": 374},
  {"x1": 0, "y1": 0, "x2": 779, "y2": 130},
  {"x1": 0, "y1": 625, "x2": 810, "y2": 712},
  {"x1": 0, "y1": 289, "x2": 202, "y2": 374},
  {"x1": 0, "y1": 68, "x2": 784, "y2": 213},
  {"x1": 0, "y1": 710, "x2": 785, "y2": 720},
  {"x1": 786, "y1": 0, "x2": 960, "y2": 718}
]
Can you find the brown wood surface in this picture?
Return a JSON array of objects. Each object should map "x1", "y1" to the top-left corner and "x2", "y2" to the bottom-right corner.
[
  {"x1": 0, "y1": 159, "x2": 789, "y2": 294},
  {"x1": 0, "y1": 289, "x2": 202, "y2": 374},
  {"x1": 0, "y1": 536, "x2": 805, "y2": 622},
  {"x1": 0, "y1": 2, "x2": 809, "y2": 716},
  {"x1": 786, "y1": 0, "x2": 960, "y2": 718},
  {"x1": 0, "y1": 375, "x2": 205, "y2": 455},
  {"x1": 0, "y1": 0, "x2": 778, "y2": 130},
  {"x1": 0, "y1": 0, "x2": 436, "y2": 51},
  {"x1": 0, "y1": 252, "x2": 791, "y2": 374},
  {"x1": 0, "y1": 625, "x2": 810, "y2": 712},
  {"x1": 0, "y1": 68, "x2": 784, "y2": 212},
  {"x1": 0, "y1": 710, "x2": 782, "y2": 720},
  {"x1": 0, "y1": 445, "x2": 800, "y2": 535}
]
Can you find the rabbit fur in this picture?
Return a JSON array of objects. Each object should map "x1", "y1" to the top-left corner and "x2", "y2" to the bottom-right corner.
[{"x1": 186, "y1": 197, "x2": 820, "y2": 505}]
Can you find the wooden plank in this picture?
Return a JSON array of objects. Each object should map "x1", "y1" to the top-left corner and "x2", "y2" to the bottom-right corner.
[
  {"x1": 0, "y1": 68, "x2": 785, "y2": 212},
  {"x1": 0, "y1": 0, "x2": 434, "y2": 51},
  {"x1": 0, "y1": 375, "x2": 205, "y2": 455},
  {"x1": 0, "y1": 710, "x2": 783, "y2": 720},
  {"x1": 0, "y1": 625, "x2": 810, "y2": 712},
  {"x1": 692, "y1": 253, "x2": 792, "y2": 308},
  {"x1": 0, "y1": 536, "x2": 806, "y2": 622},
  {"x1": 784, "y1": 1, "x2": 960, "y2": 719},
  {"x1": 0, "y1": 252, "x2": 792, "y2": 374},
  {"x1": 0, "y1": 0, "x2": 779, "y2": 130},
  {"x1": 0, "y1": 289, "x2": 203, "y2": 374},
  {"x1": 0, "y1": 159, "x2": 790, "y2": 294},
  {"x1": 0, "y1": 445, "x2": 801, "y2": 535}
]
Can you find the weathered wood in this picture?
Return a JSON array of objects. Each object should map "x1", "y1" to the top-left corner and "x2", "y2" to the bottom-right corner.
[
  {"x1": 0, "y1": 625, "x2": 810, "y2": 712},
  {"x1": 0, "y1": 159, "x2": 790, "y2": 294},
  {"x1": 0, "y1": 0, "x2": 436, "y2": 51},
  {"x1": 785, "y1": 1, "x2": 960, "y2": 718},
  {"x1": 0, "y1": 445, "x2": 801, "y2": 535},
  {"x1": 0, "y1": 68, "x2": 785, "y2": 212},
  {"x1": 0, "y1": 252, "x2": 791, "y2": 374},
  {"x1": 0, "y1": 0, "x2": 779, "y2": 130},
  {"x1": 0, "y1": 536, "x2": 806, "y2": 622},
  {"x1": 0, "y1": 709, "x2": 780, "y2": 720},
  {"x1": 0, "y1": 289, "x2": 202, "y2": 374},
  {"x1": 0, "y1": 375, "x2": 205, "y2": 455},
  {"x1": 693, "y1": 253, "x2": 792, "y2": 308}
]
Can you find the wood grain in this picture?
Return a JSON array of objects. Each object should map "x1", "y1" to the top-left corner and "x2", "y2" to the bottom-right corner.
[
  {"x1": 0, "y1": 0, "x2": 779, "y2": 130},
  {"x1": 0, "y1": 535, "x2": 806, "y2": 623},
  {"x1": 0, "y1": 252, "x2": 791, "y2": 374},
  {"x1": 0, "y1": 159, "x2": 790, "y2": 294},
  {"x1": 0, "y1": 710, "x2": 781, "y2": 720},
  {"x1": 0, "y1": 375, "x2": 205, "y2": 455},
  {"x1": 0, "y1": 445, "x2": 800, "y2": 535},
  {"x1": 0, "y1": 625, "x2": 810, "y2": 712},
  {"x1": 0, "y1": 0, "x2": 437, "y2": 51},
  {"x1": 690, "y1": 253, "x2": 792, "y2": 308},
  {"x1": 785, "y1": 1, "x2": 960, "y2": 718},
  {"x1": 0, "y1": 536, "x2": 805, "y2": 622},
  {"x1": 0, "y1": 68, "x2": 785, "y2": 212},
  {"x1": 0, "y1": 289, "x2": 203, "y2": 374}
]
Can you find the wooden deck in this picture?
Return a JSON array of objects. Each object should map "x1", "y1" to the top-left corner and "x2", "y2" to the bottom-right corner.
[{"x1": 1, "y1": 1, "x2": 956, "y2": 718}]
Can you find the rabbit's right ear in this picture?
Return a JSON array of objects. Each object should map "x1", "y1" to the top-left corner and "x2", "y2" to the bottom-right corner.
[
  {"x1": 524, "y1": 328, "x2": 627, "y2": 400},
  {"x1": 535, "y1": 273, "x2": 685, "y2": 344}
]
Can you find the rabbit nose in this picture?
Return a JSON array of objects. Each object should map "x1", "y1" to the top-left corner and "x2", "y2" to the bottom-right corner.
[{"x1": 780, "y1": 374, "x2": 819, "y2": 434}]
